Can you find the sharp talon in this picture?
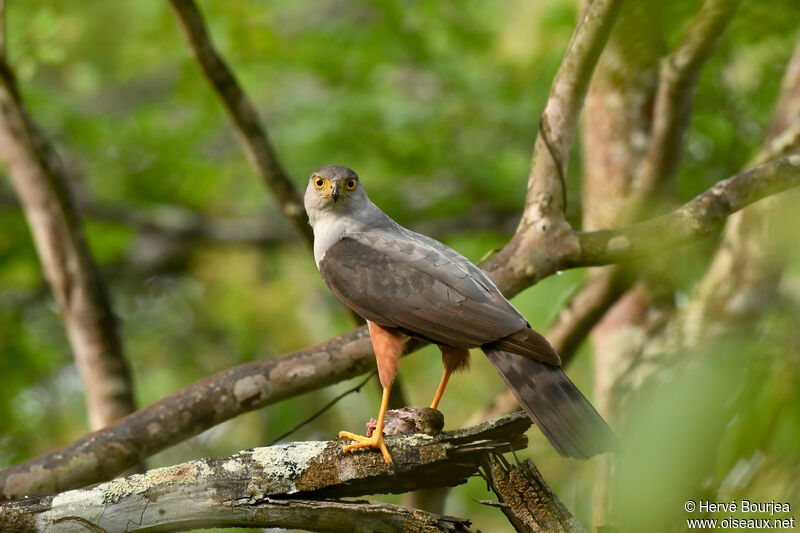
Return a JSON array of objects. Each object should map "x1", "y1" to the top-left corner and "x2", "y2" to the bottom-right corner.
[{"x1": 338, "y1": 430, "x2": 393, "y2": 465}]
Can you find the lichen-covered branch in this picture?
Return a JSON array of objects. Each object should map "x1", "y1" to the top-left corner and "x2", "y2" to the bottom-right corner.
[
  {"x1": 572, "y1": 155, "x2": 800, "y2": 267},
  {"x1": 1, "y1": 412, "x2": 531, "y2": 532},
  {"x1": 0, "y1": 58, "x2": 136, "y2": 431},
  {"x1": 167, "y1": 0, "x2": 313, "y2": 247},
  {"x1": 0, "y1": 326, "x2": 382, "y2": 501}
]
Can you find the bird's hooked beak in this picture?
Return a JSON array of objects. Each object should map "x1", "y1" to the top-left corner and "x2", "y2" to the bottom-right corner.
[{"x1": 330, "y1": 181, "x2": 341, "y2": 202}]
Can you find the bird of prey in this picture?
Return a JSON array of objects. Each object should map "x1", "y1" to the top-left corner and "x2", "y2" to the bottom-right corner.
[{"x1": 304, "y1": 165, "x2": 615, "y2": 464}]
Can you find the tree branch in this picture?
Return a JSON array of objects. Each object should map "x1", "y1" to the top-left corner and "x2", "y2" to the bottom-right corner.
[
  {"x1": 581, "y1": 4, "x2": 738, "y2": 522},
  {"x1": 582, "y1": 0, "x2": 663, "y2": 231},
  {"x1": 3, "y1": 0, "x2": 796, "y2": 506},
  {"x1": 523, "y1": 0, "x2": 624, "y2": 221},
  {"x1": 167, "y1": 0, "x2": 313, "y2": 247},
  {"x1": 1, "y1": 412, "x2": 533, "y2": 532},
  {"x1": 12, "y1": 500, "x2": 473, "y2": 533},
  {"x1": 632, "y1": 0, "x2": 740, "y2": 194},
  {"x1": 608, "y1": 33, "x2": 800, "y2": 415},
  {"x1": 0, "y1": 58, "x2": 136, "y2": 430},
  {"x1": 679, "y1": 36, "x2": 800, "y2": 337},
  {"x1": 572, "y1": 156, "x2": 800, "y2": 267},
  {"x1": 486, "y1": 0, "x2": 623, "y2": 297}
]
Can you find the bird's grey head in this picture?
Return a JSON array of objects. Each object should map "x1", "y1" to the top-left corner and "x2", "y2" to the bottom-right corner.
[{"x1": 304, "y1": 165, "x2": 369, "y2": 223}]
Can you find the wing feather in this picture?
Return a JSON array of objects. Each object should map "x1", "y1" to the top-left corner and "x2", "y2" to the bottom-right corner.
[{"x1": 319, "y1": 233, "x2": 527, "y2": 348}]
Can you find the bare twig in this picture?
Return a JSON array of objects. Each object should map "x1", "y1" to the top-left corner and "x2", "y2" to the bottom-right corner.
[
  {"x1": 1, "y1": 413, "x2": 532, "y2": 532},
  {"x1": 81, "y1": 200, "x2": 290, "y2": 245},
  {"x1": 0, "y1": 188, "x2": 519, "y2": 247},
  {"x1": 167, "y1": 0, "x2": 376, "y2": 328},
  {"x1": 268, "y1": 371, "x2": 376, "y2": 445},
  {"x1": 167, "y1": 0, "x2": 313, "y2": 247},
  {"x1": 0, "y1": 58, "x2": 136, "y2": 431}
]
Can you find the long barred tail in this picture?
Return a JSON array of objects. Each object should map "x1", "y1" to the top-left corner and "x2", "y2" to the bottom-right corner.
[{"x1": 483, "y1": 346, "x2": 617, "y2": 459}]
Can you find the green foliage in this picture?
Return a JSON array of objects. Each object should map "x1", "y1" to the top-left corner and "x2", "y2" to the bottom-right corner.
[{"x1": 1, "y1": 1, "x2": 799, "y2": 531}]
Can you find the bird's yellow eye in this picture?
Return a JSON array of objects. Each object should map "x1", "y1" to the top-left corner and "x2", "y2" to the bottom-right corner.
[
  {"x1": 314, "y1": 177, "x2": 325, "y2": 189},
  {"x1": 345, "y1": 179, "x2": 357, "y2": 190}
]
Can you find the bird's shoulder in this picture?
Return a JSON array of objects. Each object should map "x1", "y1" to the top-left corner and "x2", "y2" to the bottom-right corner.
[{"x1": 320, "y1": 225, "x2": 499, "y2": 304}]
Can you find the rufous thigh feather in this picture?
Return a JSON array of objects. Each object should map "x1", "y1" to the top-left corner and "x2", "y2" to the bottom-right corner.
[
  {"x1": 367, "y1": 321, "x2": 406, "y2": 388},
  {"x1": 438, "y1": 344, "x2": 470, "y2": 373}
]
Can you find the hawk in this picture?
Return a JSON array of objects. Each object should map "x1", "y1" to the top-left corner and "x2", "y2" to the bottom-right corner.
[{"x1": 304, "y1": 165, "x2": 615, "y2": 464}]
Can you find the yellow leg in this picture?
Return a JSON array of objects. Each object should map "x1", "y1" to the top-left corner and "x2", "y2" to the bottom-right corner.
[
  {"x1": 339, "y1": 384, "x2": 393, "y2": 465},
  {"x1": 430, "y1": 366, "x2": 453, "y2": 410}
]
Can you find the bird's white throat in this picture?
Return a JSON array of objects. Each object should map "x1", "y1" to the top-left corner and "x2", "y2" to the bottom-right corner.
[
  {"x1": 308, "y1": 198, "x2": 395, "y2": 267},
  {"x1": 311, "y1": 214, "x2": 348, "y2": 267}
]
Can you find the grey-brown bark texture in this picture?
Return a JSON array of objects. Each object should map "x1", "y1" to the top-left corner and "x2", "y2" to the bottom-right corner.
[
  {"x1": 0, "y1": 58, "x2": 136, "y2": 431},
  {"x1": 0, "y1": 412, "x2": 531, "y2": 532},
  {"x1": 572, "y1": 156, "x2": 800, "y2": 267},
  {"x1": 481, "y1": 455, "x2": 586, "y2": 533}
]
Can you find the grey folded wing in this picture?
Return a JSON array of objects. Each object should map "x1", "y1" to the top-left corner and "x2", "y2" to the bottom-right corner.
[{"x1": 318, "y1": 232, "x2": 527, "y2": 349}]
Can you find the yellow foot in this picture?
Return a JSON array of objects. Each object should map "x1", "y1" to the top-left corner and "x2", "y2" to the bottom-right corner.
[{"x1": 338, "y1": 430, "x2": 393, "y2": 465}]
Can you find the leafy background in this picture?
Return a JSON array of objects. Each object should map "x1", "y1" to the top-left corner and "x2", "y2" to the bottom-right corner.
[{"x1": 1, "y1": 1, "x2": 799, "y2": 531}]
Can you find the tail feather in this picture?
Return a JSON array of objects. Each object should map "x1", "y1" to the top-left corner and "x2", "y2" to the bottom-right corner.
[{"x1": 483, "y1": 344, "x2": 617, "y2": 459}]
